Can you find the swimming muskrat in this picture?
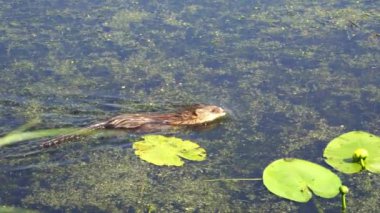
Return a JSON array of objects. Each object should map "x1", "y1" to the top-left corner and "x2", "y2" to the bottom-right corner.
[{"x1": 41, "y1": 104, "x2": 226, "y2": 148}]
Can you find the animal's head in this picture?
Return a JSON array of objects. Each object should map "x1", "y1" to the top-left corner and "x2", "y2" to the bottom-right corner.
[{"x1": 194, "y1": 105, "x2": 226, "y2": 123}]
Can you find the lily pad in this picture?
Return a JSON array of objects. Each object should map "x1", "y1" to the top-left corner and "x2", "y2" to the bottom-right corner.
[
  {"x1": 132, "y1": 135, "x2": 206, "y2": 166},
  {"x1": 324, "y1": 131, "x2": 380, "y2": 174},
  {"x1": 263, "y1": 158, "x2": 341, "y2": 202}
]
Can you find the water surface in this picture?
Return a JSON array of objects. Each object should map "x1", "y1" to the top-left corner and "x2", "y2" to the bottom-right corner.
[{"x1": 0, "y1": 0, "x2": 379, "y2": 212}]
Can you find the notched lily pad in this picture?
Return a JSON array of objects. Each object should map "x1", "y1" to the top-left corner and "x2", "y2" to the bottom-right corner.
[
  {"x1": 324, "y1": 131, "x2": 380, "y2": 174},
  {"x1": 263, "y1": 158, "x2": 341, "y2": 202},
  {"x1": 132, "y1": 135, "x2": 206, "y2": 166}
]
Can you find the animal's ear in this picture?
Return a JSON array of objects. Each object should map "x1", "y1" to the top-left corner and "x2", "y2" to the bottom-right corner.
[{"x1": 195, "y1": 108, "x2": 206, "y2": 115}]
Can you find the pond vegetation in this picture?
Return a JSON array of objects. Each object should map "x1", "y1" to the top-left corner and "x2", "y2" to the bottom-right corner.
[{"x1": 0, "y1": 0, "x2": 379, "y2": 212}]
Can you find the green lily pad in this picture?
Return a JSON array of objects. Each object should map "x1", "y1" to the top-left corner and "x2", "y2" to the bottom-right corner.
[
  {"x1": 132, "y1": 135, "x2": 206, "y2": 166},
  {"x1": 323, "y1": 131, "x2": 380, "y2": 174},
  {"x1": 263, "y1": 158, "x2": 341, "y2": 202}
]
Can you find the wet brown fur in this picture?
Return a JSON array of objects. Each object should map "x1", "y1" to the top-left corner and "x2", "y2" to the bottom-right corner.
[{"x1": 41, "y1": 104, "x2": 226, "y2": 148}]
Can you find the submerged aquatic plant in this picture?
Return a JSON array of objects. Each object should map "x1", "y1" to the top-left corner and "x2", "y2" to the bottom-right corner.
[
  {"x1": 0, "y1": 206, "x2": 37, "y2": 213},
  {"x1": 0, "y1": 120, "x2": 78, "y2": 148}
]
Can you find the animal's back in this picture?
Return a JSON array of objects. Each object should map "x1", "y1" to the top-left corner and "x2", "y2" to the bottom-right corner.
[{"x1": 40, "y1": 104, "x2": 226, "y2": 148}]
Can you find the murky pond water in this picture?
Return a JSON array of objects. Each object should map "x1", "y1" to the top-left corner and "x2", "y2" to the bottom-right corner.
[{"x1": 0, "y1": 0, "x2": 379, "y2": 212}]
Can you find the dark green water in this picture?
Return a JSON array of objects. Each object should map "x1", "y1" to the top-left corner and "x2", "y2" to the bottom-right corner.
[{"x1": 0, "y1": 0, "x2": 379, "y2": 212}]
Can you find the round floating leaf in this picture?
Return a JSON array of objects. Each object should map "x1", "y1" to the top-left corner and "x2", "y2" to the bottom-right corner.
[
  {"x1": 324, "y1": 131, "x2": 380, "y2": 174},
  {"x1": 132, "y1": 135, "x2": 206, "y2": 166},
  {"x1": 263, "y1": 158, "x2": 341, "y2": 202}
]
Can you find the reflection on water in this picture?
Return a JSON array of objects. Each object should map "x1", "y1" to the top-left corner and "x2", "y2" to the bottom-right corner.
[{"x1": 0, "y1": 0, "x2": 379, "y2": 212}]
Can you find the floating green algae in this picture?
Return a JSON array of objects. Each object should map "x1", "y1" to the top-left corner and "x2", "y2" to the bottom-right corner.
[
  {"x1": 0, "y1": 0, "x2": 379, "y2": 212},
  {"x1": 21, "y1": 147, "x2": 232, "y2": 212}
]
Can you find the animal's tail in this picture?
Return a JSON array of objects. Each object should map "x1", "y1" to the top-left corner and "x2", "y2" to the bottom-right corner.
[{"x1": 40, "y1": 122, "x2": 106, "y2": 148}]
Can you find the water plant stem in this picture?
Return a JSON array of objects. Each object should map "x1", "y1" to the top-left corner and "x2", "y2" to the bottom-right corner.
[
  {"x1": 339, "y1": 185, "x2": 349, "y2": 211},
  {"x1": 341, "y1": 193, "x2": 347, "y2": 211},
  {"x1": 360, "y1": 158, "x2": 366, "y2": 169},
  {"x1": 204, "y1": 178, "x2": 262, "y2": 182}
]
